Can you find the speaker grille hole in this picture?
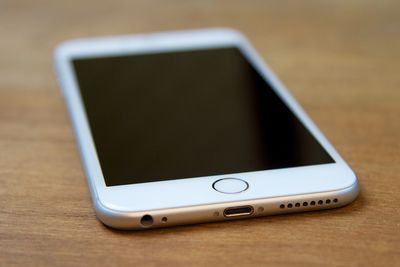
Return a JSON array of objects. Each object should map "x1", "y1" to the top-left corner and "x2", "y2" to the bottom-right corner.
[
  {"x1": 280, "y1": 198, "x2": 339, "y2": 210},
  {"x1": 140, "y1": 215, "x2": 154, "y2": 227}
]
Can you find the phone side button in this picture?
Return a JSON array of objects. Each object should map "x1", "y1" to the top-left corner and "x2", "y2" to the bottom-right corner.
[{"x1": 212, "y1": 178, "x2": 249, "y2": 194}]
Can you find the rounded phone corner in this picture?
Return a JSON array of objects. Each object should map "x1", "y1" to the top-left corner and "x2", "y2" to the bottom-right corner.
[
  {"x1": 347, "y1": 168, "x2": 359, "y2": 195},
  {"x1": 53, "y1": 39, "x2": 78, "y2": 62},
  {"x1": 349, "y1": 175, "x2": 360, "y2": 201},
  {"x1": 337, "y1": 175, "x2": 360, "y2": 208},
  {"x1": 92, "y1": 197, "x2": 141, "y2": 230}
]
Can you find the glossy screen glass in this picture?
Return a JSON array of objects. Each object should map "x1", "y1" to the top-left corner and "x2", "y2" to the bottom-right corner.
[{"x1": 73, "y1": 47, "x2": 334, "y2": 186}]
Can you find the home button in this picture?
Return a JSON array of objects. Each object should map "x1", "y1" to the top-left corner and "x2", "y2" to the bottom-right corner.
[{"x1": 212, "y1": 178, "x2": 249, "y2": 194}]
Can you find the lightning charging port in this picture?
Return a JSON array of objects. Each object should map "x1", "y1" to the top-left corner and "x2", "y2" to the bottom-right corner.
[{"x1": 223, "y1": 205, "x2": 254, "y2": 218}]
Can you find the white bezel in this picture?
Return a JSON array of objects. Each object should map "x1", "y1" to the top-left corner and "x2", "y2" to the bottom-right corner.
[{"x1": 54, "y1": 28, "x2": 357, "y2": 216}]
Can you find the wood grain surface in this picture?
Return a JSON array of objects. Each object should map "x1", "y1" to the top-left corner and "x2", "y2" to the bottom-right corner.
[{"x1": 1, "y1": 0, "x2": 399, "y2": 266}]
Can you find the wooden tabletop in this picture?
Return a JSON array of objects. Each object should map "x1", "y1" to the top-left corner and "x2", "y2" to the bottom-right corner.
[{"x1": 1, "y1": 0, "x2": 399, "y2": 266}]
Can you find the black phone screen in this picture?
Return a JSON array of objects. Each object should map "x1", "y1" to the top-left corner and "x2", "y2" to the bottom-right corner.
[{"x1": 72, "y1": 47, "x2": 334, "y2": 186}]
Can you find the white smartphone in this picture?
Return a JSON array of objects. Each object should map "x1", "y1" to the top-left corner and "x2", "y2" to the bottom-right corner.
[{"x1": 54, "y1": 28, "x2": 358, "y2": 230}]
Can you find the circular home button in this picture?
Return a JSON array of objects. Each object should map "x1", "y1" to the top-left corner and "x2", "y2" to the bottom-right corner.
[{"x1": 212, "y1": 178, "x2": 249, "y2": 194}]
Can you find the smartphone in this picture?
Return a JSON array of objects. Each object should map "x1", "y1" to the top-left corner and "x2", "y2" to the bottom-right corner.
[{"x1": 54, "y1": 28, "x2": 358, "y2": 230}]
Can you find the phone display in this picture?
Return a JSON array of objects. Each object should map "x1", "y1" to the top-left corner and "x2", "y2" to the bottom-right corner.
[{"x1": 73, "y1": 47, "x2": 334, "y2": 186}]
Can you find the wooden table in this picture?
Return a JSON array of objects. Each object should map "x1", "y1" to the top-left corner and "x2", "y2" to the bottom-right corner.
[{"x1": 1, "y1": 0, "x2": 399, "y2": 266}]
